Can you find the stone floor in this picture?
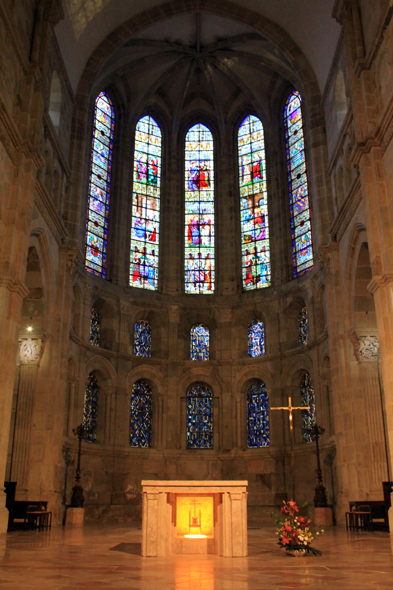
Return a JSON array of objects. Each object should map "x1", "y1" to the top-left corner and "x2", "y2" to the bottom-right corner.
[{"x1": 0, "y1": 523, "x2": 392, "y2": 589}]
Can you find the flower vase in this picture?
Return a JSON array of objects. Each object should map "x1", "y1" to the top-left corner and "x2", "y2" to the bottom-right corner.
[{"x1": 286, "y1": 549, "x2": 306, "y2": 557}]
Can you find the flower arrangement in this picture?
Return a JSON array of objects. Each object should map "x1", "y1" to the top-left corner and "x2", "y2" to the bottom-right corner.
[{"x1": 272, "y1": 500, "x2": 322, "y2": 556}]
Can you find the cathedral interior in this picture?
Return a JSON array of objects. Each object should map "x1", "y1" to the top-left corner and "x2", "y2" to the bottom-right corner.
[{"x1": 1, "y1": 0, "x2": 393, "y2": 560}]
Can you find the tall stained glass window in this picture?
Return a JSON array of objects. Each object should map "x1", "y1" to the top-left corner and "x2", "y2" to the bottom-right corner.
[
  {"x1": 301, "y1": 372, "x2": 316, "y2": 443},
  {"x1": 134, "y1": 320, "x2": 151, "y2": 357},
  {"x1": 187, "y1": 384, "x2": 213, "y2": 448},
  {"x1": 238, "y1": 115, "x2": 271, "y2": 289},
  {"x1": 130, "y1": 116, "x2": 161, "y2": 290},
  {"x1": 83, "y1": 372, "x2": 98, "y2": 442},
  {"x1": 185, "y1": 124, "x2": 215, "y2": 294},
  {"x1": 247, "y1": 380, "x2": 270, "y2": 447},
  {"x1": 284, "y1": 91, "x2": 313, "y2": 277},
  {"x1": 190, "y1": 324, "x2": 209, "y2": 360},
  {"x1": 299, "y1": 306, "x2": 308, "y2": 346},
  {"x1": 85, "y1": 92, "x2": 115, "y2": 278},
  {"x1": 130, "y1": 380, "x2": 152, "y2": 447},
  {"x1": 89, "y1": 307, "x2": 100, "y2": 346},
  {"x1": 248, "y1": 320, "x2": 265, "y2": 357}
]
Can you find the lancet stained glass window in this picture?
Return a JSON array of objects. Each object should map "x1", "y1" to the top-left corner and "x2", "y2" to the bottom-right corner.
[
  {"x1": 247, "y1": 380, "x2": 270, "y2": 447},
  {"x1": 238, "y1": 115, "x2": 271, "y2": 289},
  {"x1": 83, "y1": 372, "x2": 98, "y2": 442},
  {"x1": 185, "y1": 124, "x2": 215, "y2": 294},
  {"x1": 130, "y1": 116, "x2": 161, "y2": 290},
  {"x1": 248, "y1": 320, "x2": 265, "y2": 357},
  {"x1": 85, "y1": 92, "x2": 115, "y2": 278},
  {"x1": 134, "y1": 320, "x2": 151, "y2": 357},
  {"x1": 89, "y1": 307, "x2": 100, "y2": 346},
  {"x1": 284, "y1": 91, "x2": 313, "y2": 277},
  {"x1": 130, "y1": 380, "x2": 152, "y2": 447},
  {"x1": 301, "y1": 372, "x2": 316, "y2": 443},
  {"x1": 299, "y1": 306, "x2": 308, "y2": 346},
  {"x1": 187, "y1": 384, "x2": 213, "y2": 448},
  {"x1": 190, "y1": 324, "x2": 209, "y2": 360}
]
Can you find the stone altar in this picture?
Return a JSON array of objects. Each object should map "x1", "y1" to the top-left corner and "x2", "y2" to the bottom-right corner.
[{"x1": 141, "y1": 480, "x2": 248, "y2": 557}]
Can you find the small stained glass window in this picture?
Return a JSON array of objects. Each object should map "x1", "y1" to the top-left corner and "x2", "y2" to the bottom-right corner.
[
  {"x1": 85, "y1": 92, "x2": 115, "y2": 278},
  {"x1": 83, "y1": 372, "x2": 98, "y2": 442},
  {"x1": 301, "y1": 372, "x2": 316, "y2": 443},
  {"x1": 284, "y1": 91, "x2": 313, "y2": 277},
  {"x1": 299, "y1": 306, "x2": 308, "y2": 346},
  {"x1": 185, "y1": 124, "x2": 215, "y2": 294},
  {"x1": 190, "y1": 324, "x2": 209, "y2": 360},
  {"x1": 247, "y1": 380, "x2": 270, "y2": 447},
  {"x1": 134, "y1": 320, "x2": 151, "y2": 357},
  {"x1": 89, "y1": 307, "x2": 100, "y2": 346},
  {"x1": 130, "y1": 116, "x2": 161, "y2": 290},
  {"x1": 248, "y1": 320, "x2": 265, "y2": 357},
  {"x1": 238, "y1": 115, "x2": 271, "y2": 290},
  {"x1": 130, "y1": 380, "x2": 152, "y2": 447},
  {"x1": 187, "y1": 384, "x2": 213, "y2": 449}
]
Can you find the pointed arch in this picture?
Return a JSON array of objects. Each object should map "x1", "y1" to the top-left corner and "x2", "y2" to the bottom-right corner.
[
  {"x1": 184, "y1": 123, "x2": 215, "y2": 294},
  {"x1": 238, "y1": 115, "x2": 270, "y2": 290},
  {"x1": 284, "y1": 91, "x2": 313, "y2": 277},
  {"x1": 84, "y1": 92, "x2": 115, "y2": 278},
  {"x1": 130, "y1": 115, "x2": 161, "y2": 290}
]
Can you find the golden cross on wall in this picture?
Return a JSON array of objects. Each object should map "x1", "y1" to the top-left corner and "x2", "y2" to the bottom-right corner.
[{"x1": 270, "y1": 396, "x2": 310, "y2": 431}]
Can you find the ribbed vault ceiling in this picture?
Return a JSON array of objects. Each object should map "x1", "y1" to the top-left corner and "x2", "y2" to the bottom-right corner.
[
  {"x1": 56, "y1": 0, "x2": 340, "y2": 93},
  {"x1": 98, "y1": 13, "x2": 299, "y2": 128}
]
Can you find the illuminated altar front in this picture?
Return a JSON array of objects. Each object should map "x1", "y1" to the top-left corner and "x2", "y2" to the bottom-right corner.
[{"x1": 141, "y1": 481, "x2": 248, "y2": 557}]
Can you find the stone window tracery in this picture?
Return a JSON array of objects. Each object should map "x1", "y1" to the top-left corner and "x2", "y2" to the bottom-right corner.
[
  {"x1": 284, "y1": 91, "x2": 314, "y2": 277},
  {"x1": 301, "y1": 372, "x2": 315, "y2": 443},
  {"x1": 187, "y1": 383, "x2": 213, "y2": 449},
  {"x1": 130, "y1": 116, "x2": 161, "y2": 290},
  {"x1": 134, "y1": 320, "x2": 151, "y2": 358},
  {"x1": 247, "y1": 380, "x2": 270, "y2": 447},
  {"x1": 248, "y1": 320, "x2": 265, "y2": 357},
  {"x1": 185, "y1": 124, "x2": 215, "y2": 294},
  {"x1": 238, "y1": 115, "x2": 271, "y2": 290},
  {"x1": 89, "y1": 307, "x2": 100, "y2": 346},
  {"x1": 84, "y1": 92, "x2": 115, "y2": 279},
  {"x1": 83, "y1": 372, "x2": 98, "y2": 442},
  {"x1": 130, "y1": 380, "x2": 152, "y2": 447},
  {"x1": 190, "y1": 324, "x2": 209, "y2": 360}
]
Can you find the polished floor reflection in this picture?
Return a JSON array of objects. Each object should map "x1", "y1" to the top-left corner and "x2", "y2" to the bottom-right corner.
[{"x1": 0, "y1": 522, "x2": 392, "y2": 589}]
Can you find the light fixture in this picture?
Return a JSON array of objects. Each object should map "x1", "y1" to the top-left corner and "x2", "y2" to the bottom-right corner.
[{"x1": 27, "y1": 326, "x2": 33, "y2": 332}]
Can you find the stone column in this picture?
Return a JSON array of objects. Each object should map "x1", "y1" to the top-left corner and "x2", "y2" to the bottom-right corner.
[
  {"x1": 11, "y1": 339, "x2": 43, "y2": 499},
  {"x1": 355, "y1": 334, "x2": 388, "y2": 496}
]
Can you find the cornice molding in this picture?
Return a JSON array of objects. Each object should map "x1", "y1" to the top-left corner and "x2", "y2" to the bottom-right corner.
[
  {"x1": 367, "y1": 273, "x2": 393, "y2": 294},
  {"x1": 0, "y1": 277, "x2": 29, "y2": 299}
]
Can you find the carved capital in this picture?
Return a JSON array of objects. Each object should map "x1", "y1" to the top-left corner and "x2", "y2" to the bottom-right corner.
[
  {"x1": 367, "y1": 273, "x2": 393, "y2": 294},
  {"x1": 19, "y1": 338, "x2": 43, "y2": 364},
  {"x1": 349, "y1": 330, "x2": 379, "y2": 362}
]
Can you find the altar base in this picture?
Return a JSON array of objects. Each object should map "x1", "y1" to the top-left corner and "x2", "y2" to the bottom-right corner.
[{"x1": 142, "y1": 480, "x2": 248, "y2": 557}]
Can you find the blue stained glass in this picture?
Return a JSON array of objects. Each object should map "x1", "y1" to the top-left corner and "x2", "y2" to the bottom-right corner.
[
  {"x1": 299, "y1": 306, "x2": 308, "y2": 346},
  {"x1": 187, "y1": 384, "x2": 213, "y2": 448},
  {"x1": 284, "y1": 91, "x2": 314, "y2": 277},
  {"x1": 185, "y1": 124, "x2": 215, "y2": 294},
  {"x1": 83, "y1": 372, "x2": 98, "y2": 442},
  {"x1": 238, "y1": 115, "x2": 271, "y2": 290},
  {"x1": 248, "y1": 320, "x2": 265, "y2": 357},
  {"x1": 85, "y1": 92, "x2": 115, "y2": 278},
  {"x1": 301, "y1": 372, "x2": 316, "y2": 443},
  {"x1": 130, "y1": 380, "x2": 152, "y2": 447},
  {"x1": 130, "y1": 116, "x2": 161, "y2": 290},
  {"x1": 134, "y1": 320, "x2": 151, "y2": 357},
  {"x1": 89, "y1": 307, "x2": 100, "y2": 346},
  {"x1": 247, "y1": 380, "x2": 270, "y2": 447},
  {"x1": 190, "y1": 324, "x2": 209, "y2": 360}
]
